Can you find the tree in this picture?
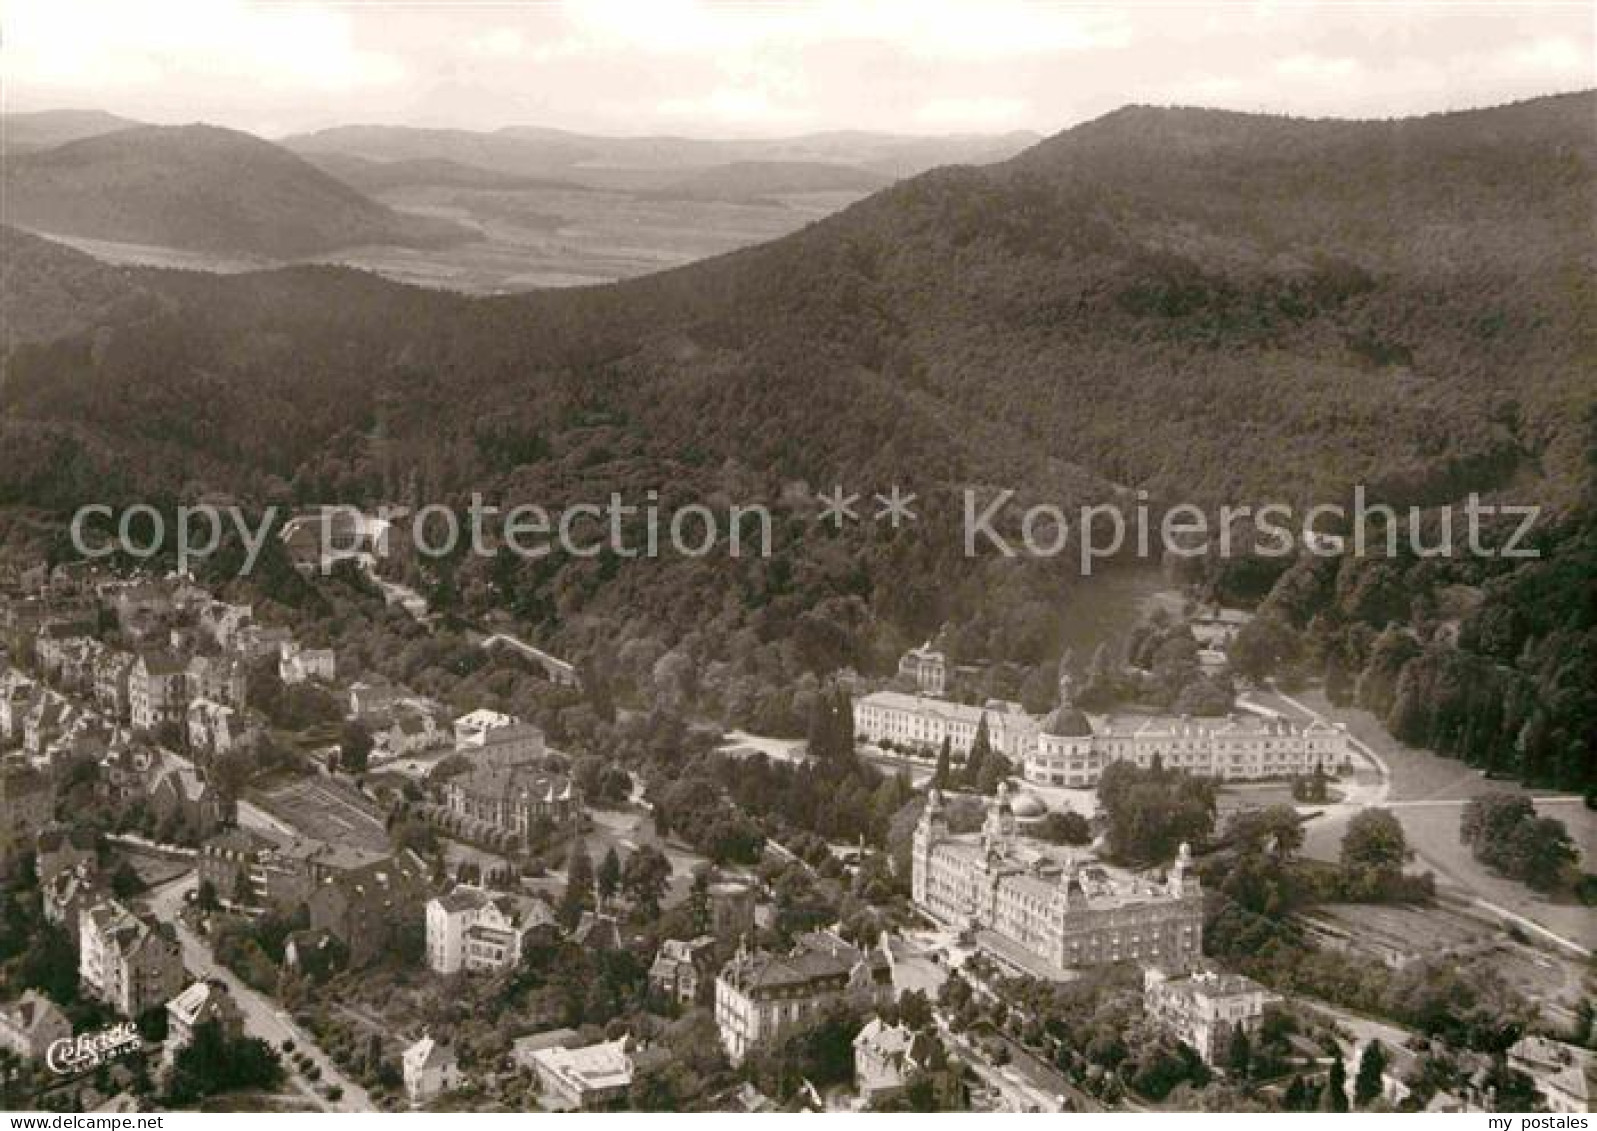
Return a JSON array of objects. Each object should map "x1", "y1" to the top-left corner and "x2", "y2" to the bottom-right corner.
[
  {"x1": 561, "y1": 841, "x2": 594, "y2": 929},
  {"x1": 1096, "y1": 761, "x2": 1216, "y2": 865},
  {"x1": 932, "y1": 737, "x2": 952, "y2": 790},
  {"x1": 1339, "y1": 808, "x2": 1409, "y2": 900},
  {"x1": 196, "y1": 879, "x2": 219, "y2": 911},
  {"x1": 1462, "y1": 794, "x2": 1580, "y2": 892},
  {"x1": 1354, "y1": 1041, "x2": 1388, "y2": 1108},
  {"x1": 805, "y1": 686, "x2": 855, "y2": 763},
  {"x1": 1226, "y1": 1024, "x2": 1252, "y2": 1079},
  {"x1": 1284, "y1": 1073, "x2": 1311, "y2": 1111},
  {"x1": 898, "y1": 989, "x2": 933, "y2": 1032},
  {"x1": 597, "y1": 847, "x2": 622, "y2": 902},
  {"x1": 110, "y1": 860, "x2": 146, "y2": 899},
  {"x1": 963, "y1": 715, "x2": 991, "y2": 787},
  {"x1": 1324, "y1": 654, "x2": 1354, "y2": 707},
  {"x1": 339, "y1": 720, "x2": 373, "y2": 774},
  {"x1": 164, "y1": 1020, "x2": 282, "y2": 1105},
  {"x1": 1504, "y1": 816, "x2": 1579, "y2": 892},
  {"x1": 1035, "y1": 810, "x2": 1092, "y2": 846},
  {"x1": 621, "y1": 844, "x2": 672, "y2": 919},
  {"x1": 1319, "y1": 1054, "x2": 1348, "y2": 1112}
]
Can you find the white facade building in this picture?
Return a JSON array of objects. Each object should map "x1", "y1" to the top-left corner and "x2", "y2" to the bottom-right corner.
[
  {"x1": 1143, "y1": 964, "x2": 1280, "y2": 1065},
  {"x1": 425, "y1": 886, "x2": 556, "y2": 974},
  {"x1": 853, "y1": 692, "x2": 1038, "y2": 760},
  {"x1": 912, "y1": 786, "x2": 1205, "y2": 978}
]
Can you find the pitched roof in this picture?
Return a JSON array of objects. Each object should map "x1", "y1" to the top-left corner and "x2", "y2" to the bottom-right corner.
[
  {"x1": 720, "y1": 945, "x2": 852, "y2": 994},
  {"x1": 0, "y1": 990, "x2": 68, "y2": 1037},
  {"x1": 166, "y1": 980, "x2": 233, "y2": 1028},
  {"x1": 403, "y1": 1034, "x2": 455, "y2": 1072},
  {"x1": 136, "y1": 651, "x2": 186, "y2": 677}
]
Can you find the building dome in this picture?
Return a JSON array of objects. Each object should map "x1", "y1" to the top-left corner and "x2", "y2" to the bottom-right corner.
[
  {"x1": 1041, "y1": 705, "x2": 1093, "y2": 737},
  {"x1": 1009, "y1": 792, "x2": 1047, "y2": 820}
]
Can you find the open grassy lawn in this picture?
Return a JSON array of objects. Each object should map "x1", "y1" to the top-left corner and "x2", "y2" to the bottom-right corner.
[
  {"x1": 1283, "y1": 683, "x2": 1595, "y2": 951},
  {"x1": 582, "y1": 805, "x2": 710, "y2": 908},
  {"x1": 1393, "y1": 800, "x2": 1595, "y2": 949}
]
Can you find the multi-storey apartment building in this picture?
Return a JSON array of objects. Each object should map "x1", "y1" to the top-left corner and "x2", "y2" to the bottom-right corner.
[
  {"x1": 425, "y1": 885, "x2": 557, "y2": 974},
  {"x1": 128, "y1": 652, "x2": 188, "y2": 734},
  {"x1": 186, "y1": 655, "x2": 249, "y2": 710},
  {"x1": 79, "y1": 899, "x2": 186, "y2": 1019},
  {"x1": 648, "y1": 936, "x2": 718, "y2": 1004},
  {"x1": 715, "y1": 934, "x2": 891, "y2": 1063},
  {"x1": 0, "y1": 991, "x2": 71, "y2": 1062},
  {"x1": 1143, "y1": 965, "x2": 1280, "y2": 1065}
]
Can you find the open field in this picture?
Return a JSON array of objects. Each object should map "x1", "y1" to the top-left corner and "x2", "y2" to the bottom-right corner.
[
  {"x1": 1300, "y1": 900, "x2": 1590, "y2": 1030},
  {"x1": 37, "y1": 184, "x2": 872, "y2": 294},
  {"x1": 1380, "y1": 799, "x2": 1595, "y2": 951},
  {"x1": 1278, "y1": 684, "x2": 1595, "y2": 952}
]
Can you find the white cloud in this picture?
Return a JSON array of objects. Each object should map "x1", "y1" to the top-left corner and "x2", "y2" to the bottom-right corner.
[
  {"x1": 2, "y1": 1, "x2": 1590, "y2": 137},
  {"x1": 1496, "y1": 36, "x2": 1594, "y2": 80},
  {"x1": 467, "y1": 28, "x2": 527, "y2": 59},
  {"x1": 7, "y1": 0, "x2": 405, "y2": 94},
  {"x1": 1274, "y1": 53, "x2": 1362, "y2": 82},
  {"x1": 560, "y1": 0, "x2": 1130, "y2": 61},
  {"x1": 915, "y1": 96, "x2": 1028, "y2": 128}
]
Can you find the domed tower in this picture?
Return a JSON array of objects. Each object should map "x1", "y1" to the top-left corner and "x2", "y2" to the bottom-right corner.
[
  {"x1": 1034, "y1": 667, "x2": 1097, "y2": 786},
  {"x1": 1167, "y1": 841, "x2": 1193, "y2": 897},
  {"x1": 911, "y1": 788, "x2": 948, "y2": 905},
  {"x1": 981, "y1": 781, "x2": 1016, "y2": 853}
]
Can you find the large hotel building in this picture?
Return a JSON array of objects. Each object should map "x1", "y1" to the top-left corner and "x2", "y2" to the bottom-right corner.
[
  {"x1": 852, "y1": 691, "x2": 1039, "y2": 760},
  {"x1": 855, "y1": 684, "x2": 1348, "y2": 788},
  {"x1": 911, "y1": 785, "x2": 1204, "y2": 978}
]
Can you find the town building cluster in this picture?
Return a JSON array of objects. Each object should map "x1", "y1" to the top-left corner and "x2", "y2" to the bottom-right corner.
[{"x1": 0, "y1": 565, "x2": 1587, "y2": 1116}]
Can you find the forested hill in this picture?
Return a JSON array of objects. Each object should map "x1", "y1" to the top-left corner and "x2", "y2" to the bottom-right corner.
[
  {"x1": 2, "y1": 124, "x2": 475, "y2": 256},
  {"x1": 5, "y1": 93, "x2": 1593, "y2": 507},
  {"x1": 1, "y1": 95, "x2": 1594, "y2": 790}
]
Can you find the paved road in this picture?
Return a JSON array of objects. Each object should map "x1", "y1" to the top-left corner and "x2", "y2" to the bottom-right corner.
[
  {"x1": 937, "y1": 1014, "x2": 1076, "y2": 1112},
  {"x1": 144, "y1": 873, "x2": 375, "y2": 1112}
]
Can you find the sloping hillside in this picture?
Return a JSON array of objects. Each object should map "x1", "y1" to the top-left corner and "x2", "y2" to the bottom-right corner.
[
  {"x1": 3, "y1": 95, "x2": 1594, "y2": 789},
  {"x1": 3, "y1": 124, "x2": 475, "y2": 256},
  {"x1": 6, "y1": 95, "x2": 1592, "y2": 502}
]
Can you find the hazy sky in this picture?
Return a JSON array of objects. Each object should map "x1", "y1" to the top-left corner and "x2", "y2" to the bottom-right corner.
[{"x1": 5, "y1": 1, "x2": 1593, "y2": 138}]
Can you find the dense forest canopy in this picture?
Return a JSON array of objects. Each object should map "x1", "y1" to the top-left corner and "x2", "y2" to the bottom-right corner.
[{"x1": 2, "y1": 93, "x2": 1593, "y2": 788}]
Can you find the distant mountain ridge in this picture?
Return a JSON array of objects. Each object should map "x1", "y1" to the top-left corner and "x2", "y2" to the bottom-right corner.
[
  {"x1": 281, "y1": 122, "x2": 1042, "y2": 187},
  {"x1": 643, "y1": 160, "x2": 892, "y2": 203},
  {"x1": 300, "y1": 151, "x2": 588, "y2": 194},
  {"x1": 0, "y1": 109, "x2": 146, "y2": 153},
  {"x1": 2, "y1": 124, "x2": 475, "y2": 256}
]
